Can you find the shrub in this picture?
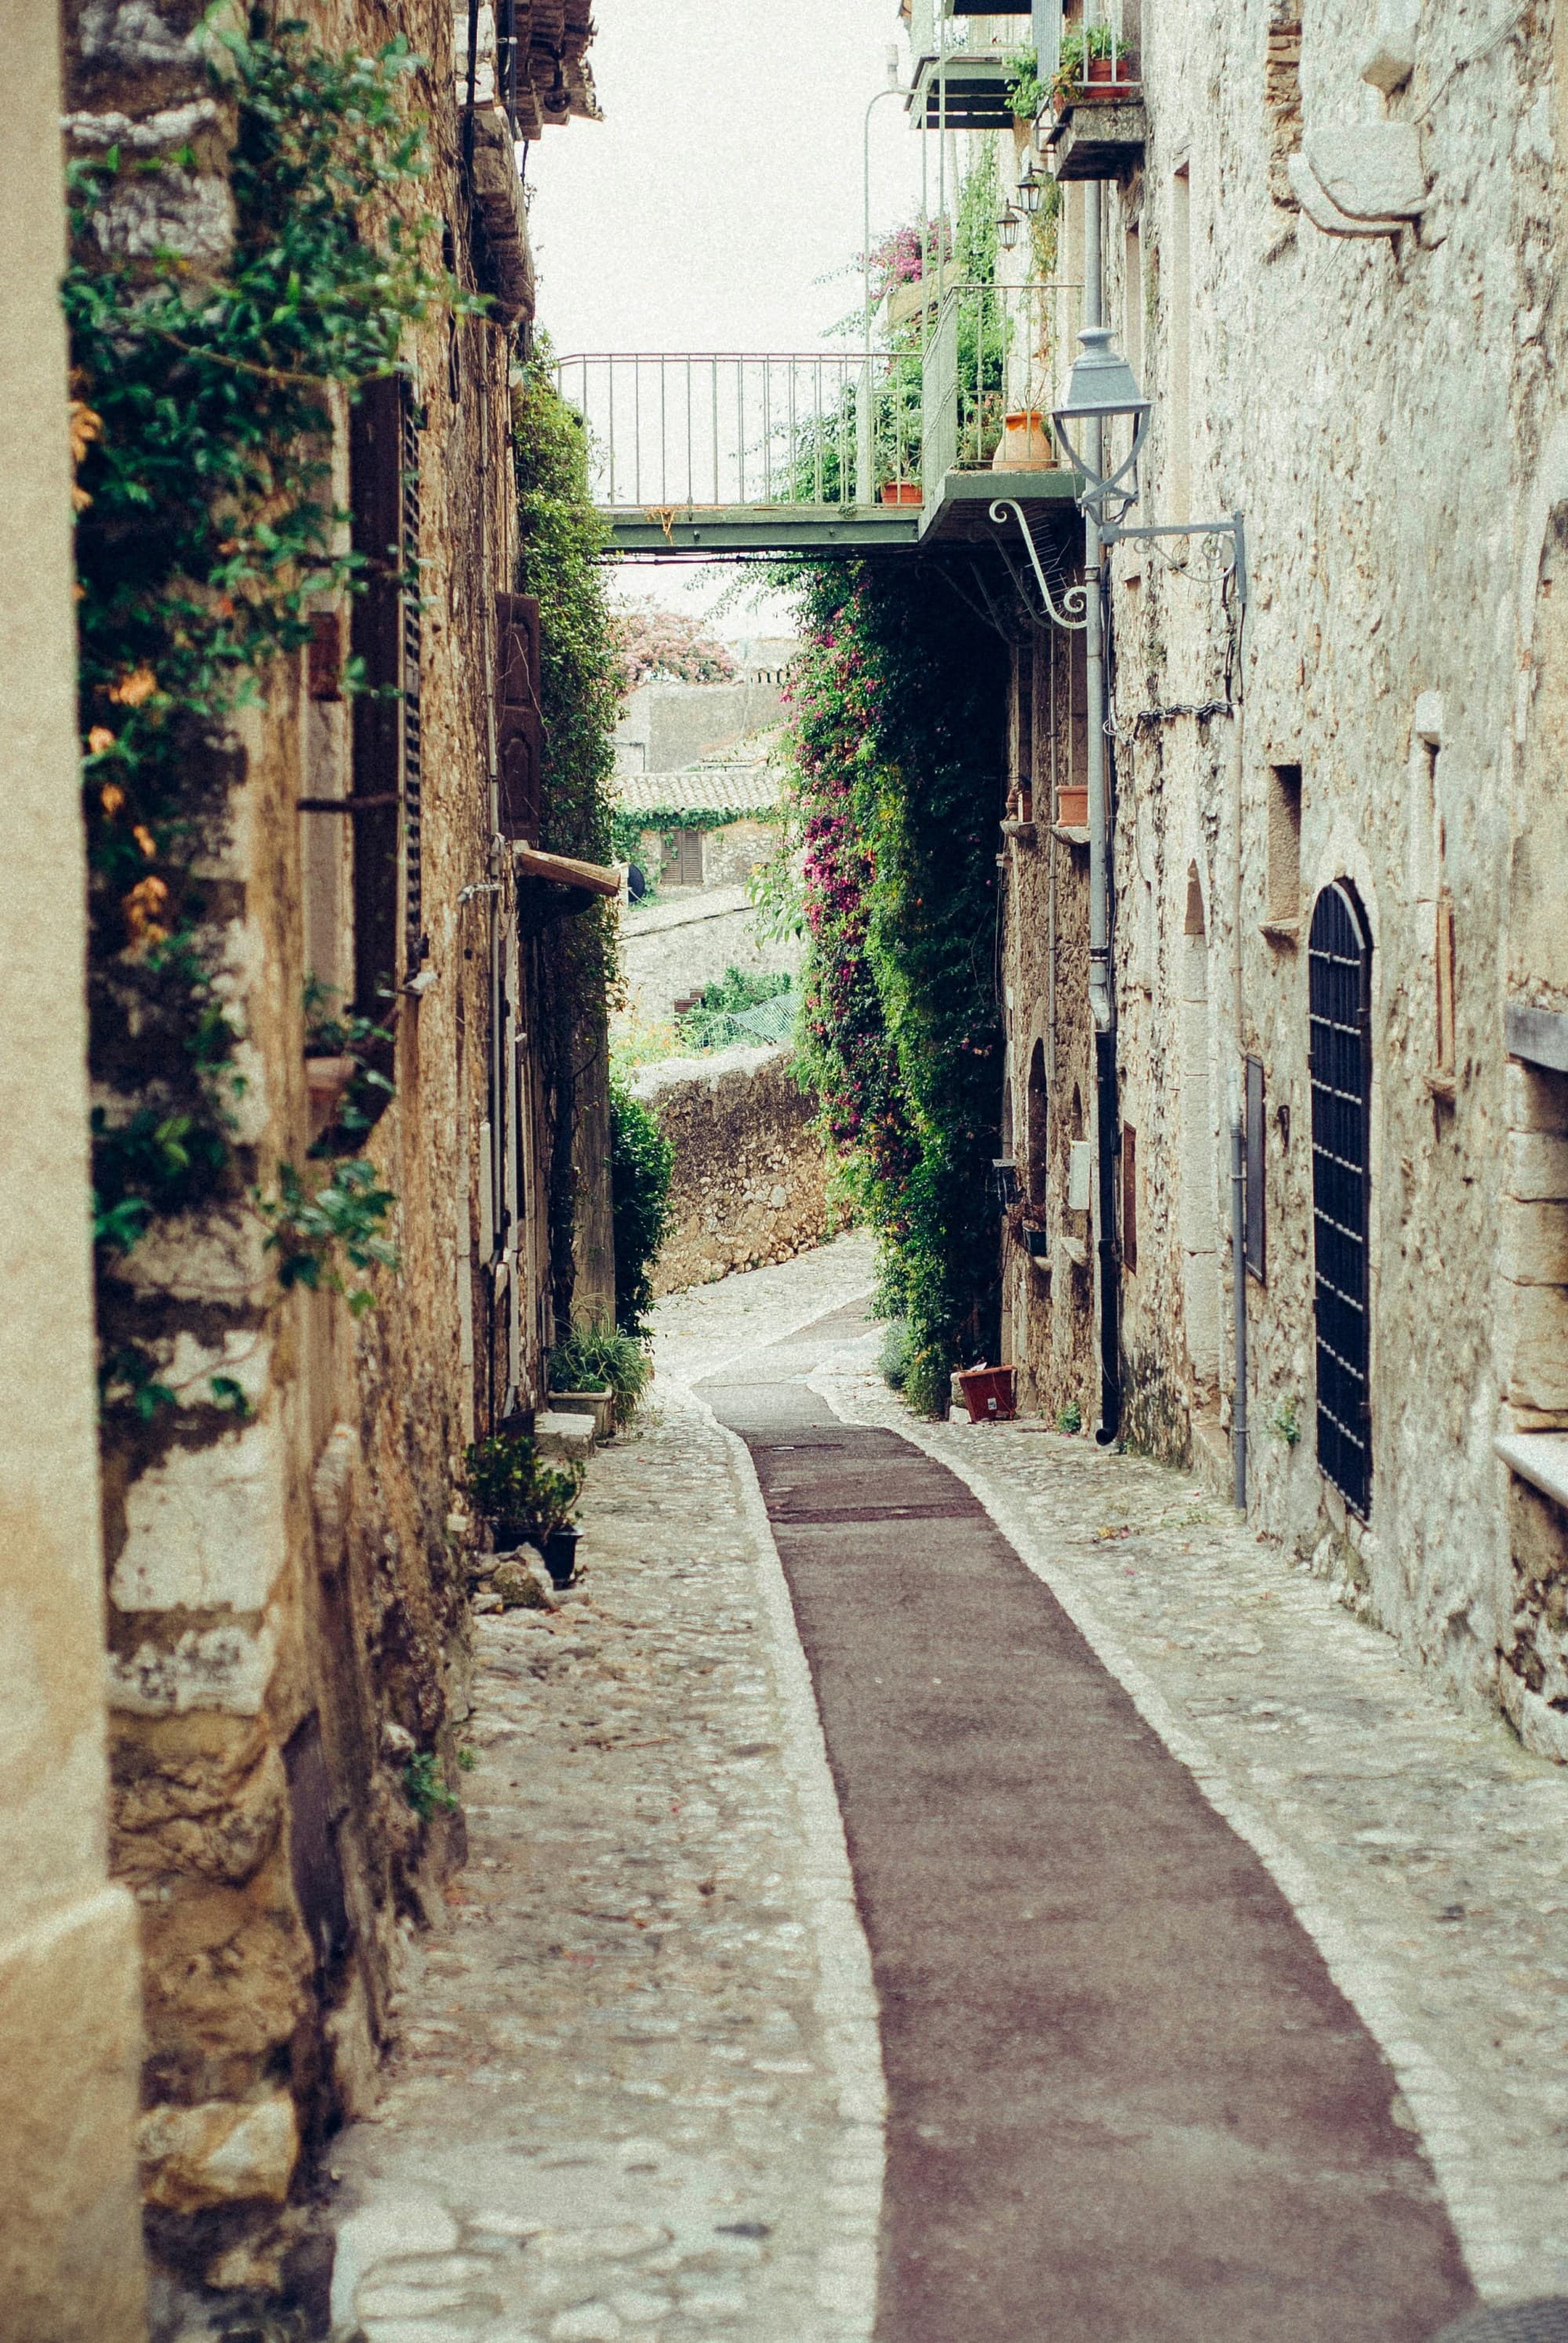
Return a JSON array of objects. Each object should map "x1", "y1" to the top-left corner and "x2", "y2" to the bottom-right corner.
[
  {"x1": 463, "y1": 1433, "x2": 582, "y2": 1546},
  {"x1": 878, "y1": 1317, "x2": 914, "y2": 1393},
  {"x1": 549, "y1": 1320, "x2": 653, "y2": 1418},
  {"x1": 610, "y1": 1077, "x2": 673, "y2": 1337}
]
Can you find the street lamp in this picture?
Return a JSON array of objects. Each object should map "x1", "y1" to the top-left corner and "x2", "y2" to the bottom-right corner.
[{"x1": 1051, "y1": 325, "x2": 1151, "y2": 517}]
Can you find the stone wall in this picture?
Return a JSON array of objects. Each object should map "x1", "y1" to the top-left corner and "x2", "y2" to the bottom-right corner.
[
  {"x1": 61, "y1": 0, "x2": 597, "y2": 2317},
  {"x1": 631, "y1": 1047, "x2": 836, "y2": 1295},
  {"x1": 990, "y1": 0, "x2": 1568, "y2": 1741},
  {"x1": 622, "y1": 891, "x2": 803, "y2": 1023},
  {"x1": 0, "y1": 14, "x2": 147, "y2": 2334}
]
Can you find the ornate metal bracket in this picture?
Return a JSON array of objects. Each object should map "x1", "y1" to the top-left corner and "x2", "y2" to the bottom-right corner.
[
  {"x1": 988, "y1": 500, "x2": 1090, "y2": 632},
  {"x1": 1099, "y1": 510, "x2": 1248, "y2": 606}
]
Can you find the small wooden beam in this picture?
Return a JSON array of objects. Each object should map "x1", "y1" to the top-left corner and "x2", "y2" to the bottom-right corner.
[{"x1": 512, "y1": 842, "x2": 622, "y2": 899}]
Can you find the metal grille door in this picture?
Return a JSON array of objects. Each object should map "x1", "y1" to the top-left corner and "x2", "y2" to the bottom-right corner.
[{"x1": 1309, "y1": 881, "x2": 1373, "y2": 1517}]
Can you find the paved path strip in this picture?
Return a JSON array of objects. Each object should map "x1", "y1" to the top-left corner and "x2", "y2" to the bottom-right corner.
[
  {"x1": 328, "y1": 1385, "x2": 880, "y2": 2343},
  {"x1": 700, "y1": 1295, "x2": 1478, "y2": 2343}
]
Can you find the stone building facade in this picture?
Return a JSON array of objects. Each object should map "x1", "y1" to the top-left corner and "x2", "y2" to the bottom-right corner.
[
  {"x1": 983, "y1": 0, "x2": 1568, "y2": 1751},
  {"x1": 37, "y1": 0, "x2": 605, "y2": 2323}
]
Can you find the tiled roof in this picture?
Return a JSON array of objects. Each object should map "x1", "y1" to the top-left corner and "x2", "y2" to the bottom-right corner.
[{"x1": 615, "y1": 765, "x2": 783, "y2": 818}]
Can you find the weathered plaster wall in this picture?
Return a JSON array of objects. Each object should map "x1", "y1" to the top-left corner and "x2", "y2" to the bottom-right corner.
[
  {"x1": 631, "y1": 1047, "x2": 835, "y2": 1295},
  {"x1": 0, "y1": 11, "x2": 147, "y2": 2333}
]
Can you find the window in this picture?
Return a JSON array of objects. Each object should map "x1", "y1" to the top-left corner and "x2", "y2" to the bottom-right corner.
[
  {"x1": 1026, "y1": 1041, "x2": 1049, "y2": 1213},
  {"x1": 1265, "y1": 761, "x2": 1302, "y2": 928},
  {"x1": 1309, "y1": 881, "x2": 1374, "y2": 1518},
  {"x1": 1168, "y1": 165, "x2": 1192, "y2": 524},
  {"x1": 1435, "y1": 890, "x2": 1457, "y2": 1086},
  {"x1": 495, "y1": 591, "x2": 543, "y2": 843},
  {"x1": 1265, "y1": 9, "x2": 1305, "y2": 206},
  {"x1": 1244, "y1": 1055, "x2": 1265, "y2": 1280}
]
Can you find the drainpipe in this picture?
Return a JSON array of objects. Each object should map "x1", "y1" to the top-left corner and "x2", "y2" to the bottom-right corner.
[{"x1": 1083, "y1": 178, "x2": 1123, "y2": 1445}]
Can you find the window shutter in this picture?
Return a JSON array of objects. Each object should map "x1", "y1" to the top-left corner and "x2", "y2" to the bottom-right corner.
[
  {"x1": 350, "y1": 376, "x2": 422, "y2": 1021},
  {"x1": 494, "y1": 590, "x2": 543, "y2": 842},
  {"x1": 400, "y1": 388, "x2": 424, "y2": 973},
  {"x1": 1244, "y1": 1054, "x2": 1265, "y2": 1280}
]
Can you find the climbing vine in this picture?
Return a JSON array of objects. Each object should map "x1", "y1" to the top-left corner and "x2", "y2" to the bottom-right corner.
[
  {"x1": 68, "y1": 18, "x2": 462, "y2": 1400},
  {"x1": 784, "y1": 561, "x2": 1008, "y2": 1415},
  {"x1": 514, "y1": 346, "x2": 626, "y2": 1324}
]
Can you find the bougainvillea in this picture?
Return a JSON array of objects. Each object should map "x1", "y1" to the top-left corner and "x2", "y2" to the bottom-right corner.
[{"x1": 783, "y1": 559, "x2": 1007, "y2": 1413}]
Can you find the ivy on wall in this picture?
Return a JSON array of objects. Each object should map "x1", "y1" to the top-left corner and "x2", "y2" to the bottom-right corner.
[
  {"x1": 785, "y1": 561, "x2": 1008, "y2": 1414},
  {"x1": 68, "y1": 21, "x2": 463, "y2": 1408},
  {"x1": 513, "y1": 348, "x2": 626, "y2": 1323}
]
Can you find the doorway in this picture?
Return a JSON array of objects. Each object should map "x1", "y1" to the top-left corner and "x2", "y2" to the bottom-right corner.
[{"x1": 1308, "y1": 880, "x2": 1373, "y2": 1517}]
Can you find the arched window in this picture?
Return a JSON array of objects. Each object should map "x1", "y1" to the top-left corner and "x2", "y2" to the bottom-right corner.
[
  {"x1": 1309, "y1": 880, "x2": 1374, "y2": 1517},
  {"x1": 1180, "y1": 865, "x2": 1219, "y2": 1389},
  {"x1": 1026, "y1": 1041, "x2": 1049, "y2": 1213}
]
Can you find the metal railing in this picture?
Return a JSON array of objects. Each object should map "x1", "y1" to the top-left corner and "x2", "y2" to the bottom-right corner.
[
  {"x1": 921, "y1": 281, "x2": 1081, "y2": 493},
  {"x1": 553, "y1": 351, "x2": 923, "y2": 514},
  {"x1": 555, "y1": 283, "x2": 1079, "y2": 519}
]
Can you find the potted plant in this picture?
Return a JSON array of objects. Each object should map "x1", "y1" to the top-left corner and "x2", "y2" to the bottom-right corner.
[
  {"x1": 992, "y1": 411, "x2": 1054, "y2": 471},
  {"x1": 1051, "y1": 25, "x2": 1134, "y2": 113},
  {"x1": 880, "y1": 478, "x2": 924, "y2": 506},
  {"x1": 956, "y1": 1363, "x2": 1018, "y2": 1423},
  {"x1": 464, "y1": 1432, "x2": 585, "y2": 1587},
  {"x1": 1057, "y1": 782, "x2": 1090, "y2": 826},
  {"x1": 548, "y1": 1319, "x2": 652, "y2": 1435}
]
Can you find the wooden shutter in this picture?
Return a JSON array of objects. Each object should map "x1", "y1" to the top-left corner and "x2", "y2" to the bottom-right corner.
[
  {"x1": 349, "y1": 376, "x2": 423, "y2": 1015},
  {"x1": 495, "y1": 590, "x2": 543, "y2": 843}
]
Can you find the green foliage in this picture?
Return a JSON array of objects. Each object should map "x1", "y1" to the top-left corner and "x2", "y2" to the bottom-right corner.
[
  {"x1": 878, "y1": 1317, "x2": 914, "y2": 1393},
  {"x1": 676, "y1": 966, "x2": 795, "y2": 1052},
  {"x1": 780, "y1": 558, "x2": 1007, "y2": 1415},
  {"x1": 303, "y1": 976, "x2": 396, "y2": 1153},
  {"x1": 1004, "y1": 44, "x2": 1047, "y2": 119},
  {"x1": 259, "y1": 1158, "x2": 399, "y2": 1315},
  {"x1": 1057, "y1": 1400, "x2": 1083, "y2": 1435},
  {"x1": 403, "y1": 1749, "x2": 459, "y2": 1821},
  {"x1": 549, "y1": 1320, "x2": 653, "y2": 1415},
  {"x1": 609, "y1": 1077, "x2": 674, "y2": 1337},
  {"x1": 1269, "y1": 1394, "x2": 1302, "y2": 1448},
  {"x1": 67, "y1": 21, "x2": 464, "y2": 1415},
  {"x1": 464, "y1": 1433, "x2": 583, "y2": 1542},
  {"x1": 954, "y1": 141, "x2": 1000, "y2": 289}
]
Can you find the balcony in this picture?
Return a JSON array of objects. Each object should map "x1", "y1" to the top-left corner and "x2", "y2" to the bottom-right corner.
[{"x1": 555, "y1": 280, "x2": 1082, "y2": 556}]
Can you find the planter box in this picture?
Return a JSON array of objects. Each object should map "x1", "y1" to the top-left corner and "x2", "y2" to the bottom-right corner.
[
  {"x1": 551, "y1": 1387, "x2": 615, "y2": 1440},
  {"x1": 880, "y1": 481, "x2": 924, "y2": 506},
  {"x1": 956, "y1": 1364, "x2": 1018, "y2": 1424},
  {"x1": 1057, "y1": 785, "x2": 1090, "y2": 826}
]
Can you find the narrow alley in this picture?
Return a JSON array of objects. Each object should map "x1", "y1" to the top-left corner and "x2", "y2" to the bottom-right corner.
[{"x1": 330, "y1": 1239, "x2": 1568, "y2": 2343}]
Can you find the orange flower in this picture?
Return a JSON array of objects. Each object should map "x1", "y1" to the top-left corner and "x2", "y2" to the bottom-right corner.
[
  {"x1": 108, "y1": 667, "x2": 158, "y2": 708},
  {"x1": 100, "y1": 783, "x2": 125, "y2": 817},
  {"x1": 122, "y1": 875, "x2": 170, "y2": 947},
  {"x1": 87, "y1": 726, "x2": 115, "y2": 756},
  {"x1": 132, "y1": 824, "x2": 158, "y2": 860},
  {"x1": 68, "y1": 399, "x2": 101, "y2": 467}
]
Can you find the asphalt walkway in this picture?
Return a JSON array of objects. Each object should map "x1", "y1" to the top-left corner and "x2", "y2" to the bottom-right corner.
[{"x1": 700, "y1": 1292, "x2": 1476, "y2": 2343}]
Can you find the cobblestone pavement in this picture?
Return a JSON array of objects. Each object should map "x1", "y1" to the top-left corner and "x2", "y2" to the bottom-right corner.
[
  {"x1": 330, "y1": 1232, "x2": 1568, "y2": 2334},
  {"x1": 328, "y1": 1320, "x2": 883, "y2": 2343}
]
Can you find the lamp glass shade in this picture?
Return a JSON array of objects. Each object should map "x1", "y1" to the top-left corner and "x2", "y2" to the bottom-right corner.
[
  {"x1": 1054, "y1": 325, "x2": 1150, "y2": 425},
  {"x1": 996, "y1": 205, "x2": 1022, "y2": 250}
]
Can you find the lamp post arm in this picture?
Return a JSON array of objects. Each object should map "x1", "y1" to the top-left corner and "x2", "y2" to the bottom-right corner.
[
  {"x1": 989, "y1": 499, "x2": 1089, "y2": 632},
  {"x1": 1099, "y1": 510, "x2": 1248, "y2": 605}
]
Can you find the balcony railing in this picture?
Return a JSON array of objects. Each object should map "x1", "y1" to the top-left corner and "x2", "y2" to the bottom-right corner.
[
  {"x1": 554, "y1": 282, "x2": 1080, "y2": 529},
  {"x1": 553, "y1": 350, "x2": 924, "y2": 514}
]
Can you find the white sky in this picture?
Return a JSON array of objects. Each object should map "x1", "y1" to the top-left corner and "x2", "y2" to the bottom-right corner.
[{"x1": 526, "y1": 0, "x2": 927, "y2": 638}]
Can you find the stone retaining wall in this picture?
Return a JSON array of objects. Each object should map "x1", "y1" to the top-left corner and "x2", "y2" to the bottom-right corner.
[{"x1": 630, "y1": 1045, "x2": 836, "y2": 1295}]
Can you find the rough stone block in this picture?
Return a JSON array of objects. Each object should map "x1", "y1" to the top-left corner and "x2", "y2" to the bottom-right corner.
[
  {"x1": 1502, "y1": 1280, "x2": 1568, "y2": 1413},
  {"x1": 111, "y1": 1418, "x2": 286, "y2": 1615},
  {"x1": 1505, "y1": 1060, "x2": 1568, "y2": 1136},
  {"x1": 1500, "y1": 1197, "x2": 1568, "y2": 1284},
  {"x1": 137, "y1": 2091, "x2": 299, "y2": 2214},
  {"x1": 1507, "y1": 1132, "x2": 1568, "y2": 1201}
]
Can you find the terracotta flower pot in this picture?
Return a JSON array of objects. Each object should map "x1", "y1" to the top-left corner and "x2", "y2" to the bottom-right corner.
[
  {"x1": 956, "y1": 1364, "x2": 1018, "y2": 1425},
  {"x1": 880, "y1": 480, "x2": 924, "y2": 506},
  {"x1": 1057, "y1": 785, "x2": 1090, "y2": 826},
  {"x1": 993, "y1": 410, "x2": 1054, "y2": 473}
]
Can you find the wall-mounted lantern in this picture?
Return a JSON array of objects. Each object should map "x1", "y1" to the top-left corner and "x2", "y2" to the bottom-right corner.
[
  {"x1": 1016, "y1": 156, "x2": 1046, "y2": 215},
  {"x1": 996, "y1": 203, "x2": 1022, "y2": 251}
]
